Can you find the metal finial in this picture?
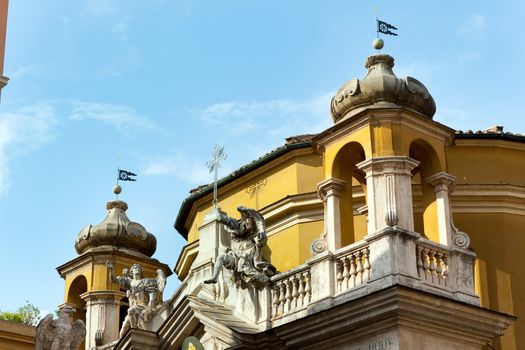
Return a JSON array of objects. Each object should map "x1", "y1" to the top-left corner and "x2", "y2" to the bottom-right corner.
[
  {"x1": 113, "y1": 185, "x2": 122, "y2": 195},
  {"x1": 373, "y1": 38, "x2": 384, "y2": 50}
]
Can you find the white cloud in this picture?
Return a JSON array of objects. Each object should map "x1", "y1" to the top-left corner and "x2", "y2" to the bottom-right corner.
[
  {"x1": 70, "y1": 102, "x2": 156, "y2": 134},
  {"x1": 0, "y1": 104, "x2": 58, "y2": 195},
  {"x1": 193, "y1": 92, "x2": 334, "y2": 142},
  {"x1": 394, "y1": 62, "x2": 439, "y2": 84},
  {"x1": 96, "y1": 47, "x2": 142, "y2": 77},
  {"x1": 112, "y1": 15, "x2": 132, "y2": 40},
  {"x1": 86, "y1": 0, "x2": 120, "y2": 17},
  {"x1": 10, "y1": 65, "x2": 41, "y2": 78},
  {"x1": 459, "y1": 14, "x2": 486, "y2": 39},
  {"x1": 143, "y1": 151, "x2": 229, "y2": 185}
]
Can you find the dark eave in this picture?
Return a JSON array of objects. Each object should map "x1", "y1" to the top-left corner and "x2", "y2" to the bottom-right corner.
[
  {"x1": 174, "y1": 140, "x2": 314, "y2": 239},
  {"x1": 454, "y1": 130, "x2": 525, "y2": 143}
]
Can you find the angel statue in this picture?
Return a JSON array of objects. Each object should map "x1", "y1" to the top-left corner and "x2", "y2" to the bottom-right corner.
[
  {"x1": 204, "y1": 205, "x2": 276, "y2": 287},
  {"x1": 35, "y1": 305, "x2": 86, "y2": 350},
  {"x1": 107, "y1": 261, "x2": 167, "y2": 338}
]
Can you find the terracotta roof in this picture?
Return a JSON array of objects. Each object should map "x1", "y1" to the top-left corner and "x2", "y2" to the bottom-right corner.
[{"x1": 455, "y1": 126, "x2": 525, "y2": 142}]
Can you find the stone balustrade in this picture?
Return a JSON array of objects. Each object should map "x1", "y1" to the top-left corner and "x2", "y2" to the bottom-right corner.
[
  {"x1": 271, "y1": 266, "x2": 311, "y2": 320},
  {"x1": 334, "y1": 245, "x2": 371, "y2": 293},
  {"x1": 416, "y1": 239, "x2": 449, "y2": 288}
]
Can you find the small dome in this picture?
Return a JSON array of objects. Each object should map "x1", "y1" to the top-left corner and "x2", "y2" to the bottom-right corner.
[
  {"x1": 330, "y1": 54, "x2": 436, "y2": 123},
  {"x1": 75, "y1": 200, "x2": 157, "y2": 257}
]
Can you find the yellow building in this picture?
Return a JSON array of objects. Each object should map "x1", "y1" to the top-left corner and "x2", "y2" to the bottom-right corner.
[
  {"x1": 56, "y1": 52, "x2": 520, "y2": 349},
  {"x1": 171, "y1": 54, "x2": 521, "y2": 349}
]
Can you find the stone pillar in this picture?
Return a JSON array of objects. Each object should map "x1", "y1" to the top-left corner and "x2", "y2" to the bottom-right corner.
[
  {"x1": 317, "y1": 178, "x2": 346, "y2": 251},
  {"x1": 81, "y1": 291, "x2": 124, "y2": 349},
  {"x1": 194, "y1": 208, "x2": 231, "y2": 266},
  {"x1": 357, "y1": 157, "x2": 419, "y2": 235},
  {"x1": 426, "y1": 172, "x2": 456, "y2": 246}
]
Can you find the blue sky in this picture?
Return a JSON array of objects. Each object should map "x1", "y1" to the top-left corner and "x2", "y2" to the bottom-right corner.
[{"x1": 1, "y1": 0, "x2": 524, "y2": 315}]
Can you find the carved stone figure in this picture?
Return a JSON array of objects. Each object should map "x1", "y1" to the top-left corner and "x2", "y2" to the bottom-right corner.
[
  {"x1": 204, "y1": 206, "x2": 276, "y2": 287},
  {"x1": 35, "y1": 306, "x2": 86, "y2": 350},
  {"x1": 107, "y1": 262, "x2": 166, "y2": 338}
]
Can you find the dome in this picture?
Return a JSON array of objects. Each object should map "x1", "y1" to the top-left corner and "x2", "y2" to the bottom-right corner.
[
  {"x1": 75, "y1": 200, "x2": 157, "y2": 257},
  {"x1": 330, "y1": 54, "x2": 436, "y2": 123}
]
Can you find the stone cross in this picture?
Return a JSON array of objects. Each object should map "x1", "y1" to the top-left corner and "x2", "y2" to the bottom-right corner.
[
  {"x1": 246, "y1": 178, "x2": 267, "y2": 210},
  {"x1": 206, "y1": 145, "x2": 227, "y2": 209}
]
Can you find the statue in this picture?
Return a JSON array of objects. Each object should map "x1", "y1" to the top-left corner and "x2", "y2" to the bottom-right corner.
[
  {"x1": 204, "y1": 206, "x2": 276, "y2": 287},
  {"x1": 35, "y1": 306, "x2": 86, "y2": 350},
  {"x1": 107, "y1": 262, "x2": 167, "y2": 338}
]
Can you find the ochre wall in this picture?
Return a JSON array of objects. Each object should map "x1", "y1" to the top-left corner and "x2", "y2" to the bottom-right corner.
[
  {"x1": 448, "y1": 139, "x2": 525, "y2": 350},
  {"x1": 185, "y1": 149, "x2": 325, "y2": 272},
  {"x1": 180, "y1": 134, "x2": 525, "y2": 349},
  {"x1": 0, "y1": 320, "x2": 34, "y2": 350}
]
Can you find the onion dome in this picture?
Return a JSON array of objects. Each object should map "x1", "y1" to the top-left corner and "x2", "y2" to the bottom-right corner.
[
  {"x1": 330, "y1": 54, "x2": 436, "y2": 123},
  {"x1": 75, "y1": 200, "x2": 157, "y2": 257}
]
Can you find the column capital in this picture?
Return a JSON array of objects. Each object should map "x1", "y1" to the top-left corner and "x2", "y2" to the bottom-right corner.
[
  {"x1": 80, "y1": 290, "x2": 126, "y2": 304},
  {"x1": 357, "y1": 156, "x2": 420, "y2": 176},
  {"x1": 427, "y1": 172, "x2": 456, "y2": 193},
  {"x1": 316, "y1": 177, "x2": 346, "y2": 201}
]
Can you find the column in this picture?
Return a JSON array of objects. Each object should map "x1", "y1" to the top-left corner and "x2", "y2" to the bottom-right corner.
[
  {"x1": 427, "y1": 172, "x2": 456, "y2": 246},
  {"x1": 81, "y1": 291, "x2": 124, "y2": 348},
  {"x1": 317, "y1": 178, "x2": 346, "y2": 251},
  {"x1": 357, "y1": 157, "x2": 419, "y2": 234}
]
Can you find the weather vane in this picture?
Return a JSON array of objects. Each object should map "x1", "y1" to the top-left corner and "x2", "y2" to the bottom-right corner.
[
  {"x1": 206, "y1": 145, "x2": 227, "y2": 209},
  {"x1": 113, "y1": 158, "x2": 137, "y2": 199},
  {"x1": 372, "y1": 5, "x2": 398, "y2": 51}
]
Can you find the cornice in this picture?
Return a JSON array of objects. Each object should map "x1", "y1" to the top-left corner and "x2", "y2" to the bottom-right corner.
[{"x1": 56, "y1": 250, "x2": 172, "y2": 279}]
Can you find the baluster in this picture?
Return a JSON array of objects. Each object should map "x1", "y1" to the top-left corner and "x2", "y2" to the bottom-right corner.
[
  {"x1": 291, "y1": 276, "x2": 299, "y2": 310},
  {"x1": 422, "y1": 248, "x2": 430, "y2": 281},
  {"x1": 435, "y1": 251, "x2": 443, "y2": 285},
  {"x1": 342, "y1": 256, "x2": 350, "y2": 290},
  {"x1": 441, "y1": 254, "x2": 449, "y2": 287},
  {"x1": 349, "y1": 253, "x2": 357, "y2": 288},
  {"x1": 416, "y1": 245, "x2": 424, "y2": 278},
  {"x1": 285, "y1": 279, "x2": 293, "y2": 312},
  {"x1": 428, "y1": 249, "x2": 437, "y2": 284},
  {"x1": 356, "y1": 251, "x2": 364, "y2": 286},
  {"x1": 362, "y1": 247, "x2": 371, "y2": 282},
  {"x1": 336, "y1": 260, "x2": 343, "y2": 292},
  {"x1": 278, "y1": 282, "x2": 286, "y2": 315},
  {"x1": 272, "y1": 286, "x2": 280, "y2": 318},
  {"x1": 297, "y1": 274, "x2": 305, "y2": 307},
  {"x1": 304, "y1": 271, "x2": 311, "y2": 304}
]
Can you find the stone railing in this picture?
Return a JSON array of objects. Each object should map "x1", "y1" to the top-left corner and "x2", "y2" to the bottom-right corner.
[
  {"x1": 270, "y1": 266, "x2": 311, "y2": 320},
  {"x1": 334, "y1": 244, "x2": 371, "y2": 293},
  {"x1": 416, "y1": 239, "x2": 449, "y2": 289}
]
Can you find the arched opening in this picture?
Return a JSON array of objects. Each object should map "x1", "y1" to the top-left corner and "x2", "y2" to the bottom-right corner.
[
  {"x1": 67, "y1": 275, "x2": 87, "y2": 321},
  {"x1": 67, "y1": 275, "x2": 88, "y2": 349},
  {"x1": 332, "y1": 142, "x2": 367, "y2": 246},
  {"x1": 409, "y1": 139, "x2": 440, "y2": 242}
]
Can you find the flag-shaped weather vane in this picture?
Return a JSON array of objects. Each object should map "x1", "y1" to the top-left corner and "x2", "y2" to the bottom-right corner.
[
  {"x1": 372, "y1": 6, "x2": 398, "y2": 51},
  {"x1": 113, "y1": 166, "x2": 137, "y2": 199},
  {"x1": 118, "y1": 169, "x2": 137, "y2": 182},
  {"x1": 377, "y1": 19, "x2": 398, "y2": 37}
]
